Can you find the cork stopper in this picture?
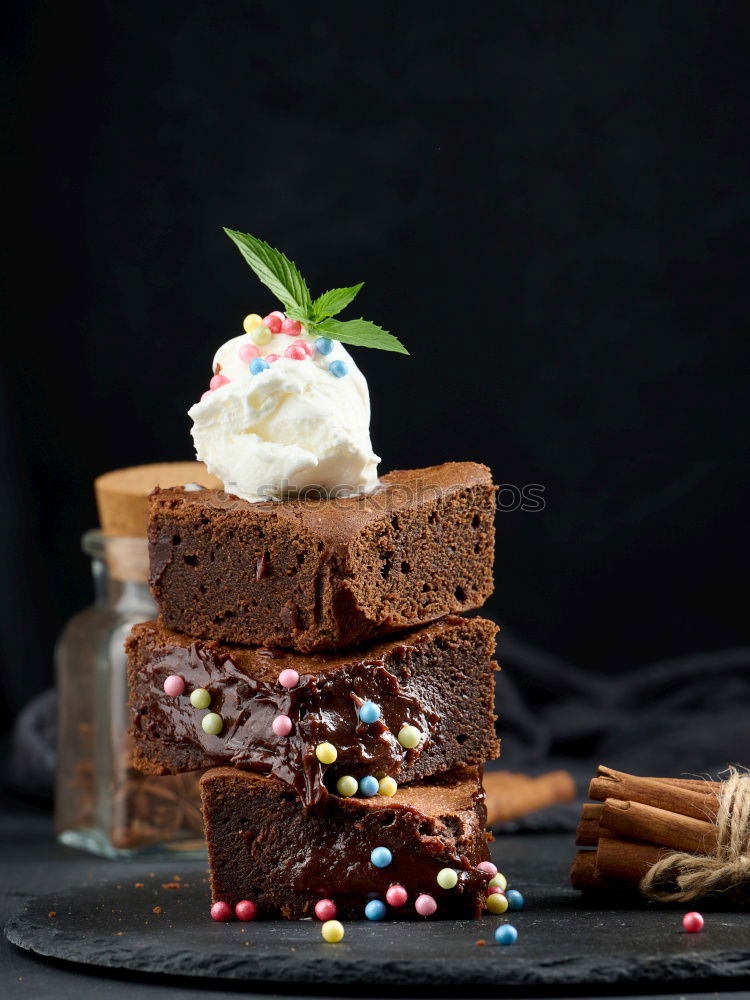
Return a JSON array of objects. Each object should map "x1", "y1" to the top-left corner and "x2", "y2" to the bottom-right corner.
[{"x1": 95, "y1": 462, "x2": 221, "y2": 539}]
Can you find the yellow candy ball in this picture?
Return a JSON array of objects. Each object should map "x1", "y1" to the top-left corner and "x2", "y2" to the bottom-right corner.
[
  {"x1": 486, "y1": 891, "x2": 509, "y2": 914},
  {"x1": 378, "y1": 776, "x2": 398, "y2": 797},
  {"x1": 489, "y1": 873, "x2": 507, "y2": 891},
  {"x1": 315, "y1": 742, "x2": 338, "y2": 765},
  {"x1": 321, "y1": 919, "x2": 345, "y2": 943},
  {"x1": 243, "y1": 313, "x2": 263, "y2": 333},
  {"x1": 397, "y1": 725, "x2": 421, "y2": 750},
  {"x1": 336, "y1": 775, "x2": 358, "y2": 797},
  {"x1": 436, "y1": 868, "x2": 458, "y2": 890},
  {"x1": 250, "y1": 324, "x2": 273, "y2": 346},
  {"x1": 190, "y1": 688, "x2": 211, "y2": 710},
  {"x1": 201, "y1": 712, "x2": 223, "y2": 735}
]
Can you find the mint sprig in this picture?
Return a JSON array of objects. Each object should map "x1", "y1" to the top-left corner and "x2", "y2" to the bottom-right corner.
[{"x1": 223, "y1": 228, "x2": 409, "y2": 355}]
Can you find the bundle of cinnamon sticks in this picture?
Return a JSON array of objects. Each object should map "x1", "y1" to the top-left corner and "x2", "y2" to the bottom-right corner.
[{"x1": 571, "y1": 765, "x2": 720, "y2": 894}]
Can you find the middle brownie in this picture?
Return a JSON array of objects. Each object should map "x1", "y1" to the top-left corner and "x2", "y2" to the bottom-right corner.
[{"x1": 128, "y1": 615, "x2": 498, "y2": 809}]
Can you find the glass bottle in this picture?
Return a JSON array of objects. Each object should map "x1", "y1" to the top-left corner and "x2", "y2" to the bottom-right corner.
[{"x1": 55, "y1": 529, "x2": 205, "y2": 857}]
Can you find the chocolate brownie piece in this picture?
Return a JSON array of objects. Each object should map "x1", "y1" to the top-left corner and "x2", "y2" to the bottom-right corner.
[
  {"x1": 148, "y1": 462, "x2": 495, "y2": 651},
  {"x1": 128, "y1": 616, "x2": 499, "y2": 809},
  {"x1": 200, "y1": 766, "x2": 492, "y2": 919}
]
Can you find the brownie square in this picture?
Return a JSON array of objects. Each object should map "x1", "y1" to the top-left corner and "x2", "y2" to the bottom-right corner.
[
  {"x1": 148, "y1": 462, "x2": 495, "y2": 651},
  {"x1": 200, "y1": 766, "x2": 492, "y2": 919},
  {"x1": 128, "y1": 615, "x2": 499, "y2": 809}
]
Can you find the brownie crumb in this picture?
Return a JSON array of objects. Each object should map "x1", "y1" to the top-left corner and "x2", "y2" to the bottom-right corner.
[
  {"x1": 152, "y1": 905, "x2": 163, "y2": 915},
  {"x1": 47, "y1": 911, "x2": 56, "y2": 919}
]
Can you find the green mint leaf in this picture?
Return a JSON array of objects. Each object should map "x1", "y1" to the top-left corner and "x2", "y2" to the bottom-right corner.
[
  {"x1": 284, "y1": 305, "x2": 311, "y2": 324},
  {"x1": 312, "y1": 283, "x2": 364, "y2": 320},
  {"x1": 315, "y1": 318, "x2": 409, "y2": 355},
  {"x1": 223, "y1": 228, "x2": 311, "y2": 312}
]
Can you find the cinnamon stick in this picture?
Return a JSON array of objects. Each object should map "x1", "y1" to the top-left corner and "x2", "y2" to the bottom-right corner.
[
  {"x1": 575, "y1": 803, "x2": 603, "y2": 846},
  {"x1": 594, "y1": 830, "x2": 669, "y2": 882},
  {"x1": 600, "y1": 797, "x2": 717, "y2": 854},
  {"x1": 483, "y1": 769, "x2": 575, "y2": 825},
  {"x1": 590, "y1": 765, "x2": 717, "y2": 821}
]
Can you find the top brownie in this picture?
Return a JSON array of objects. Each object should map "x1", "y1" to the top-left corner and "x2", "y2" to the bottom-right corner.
[{"x1": 149, "y1": 462, "x2": 495, "y2": 651}]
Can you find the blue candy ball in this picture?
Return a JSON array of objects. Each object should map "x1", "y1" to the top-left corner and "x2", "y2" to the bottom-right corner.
[
  {"x1": 370, "y1": 846, "x2": 392, "y2": 868},
  {"x1": 249, "y1": 358, "x2": 269, "y2": 375},
  {"x1": 365, "y1": 899, "x2": 386, "y2": 921},
  {"x1": 495, "y1": 924, "x2": 518, "y2": 945},
  {"x1": 328, "y1": 360, "x2": 348, "y2": 378},
  {"x1": 315, "y1": 337, "x2": 334, "y2": 355},
  {"x1": 359, "y1": 775, "x2": 379, "y2": 798},
  {"x1": 505, "y1": 890, "x2": 524, "y2": 911},
  {"x1": 359, "y1": 701, "x2": 381, "y2": 724}
]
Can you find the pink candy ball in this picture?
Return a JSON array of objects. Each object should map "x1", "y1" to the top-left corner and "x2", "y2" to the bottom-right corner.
[
  {"x1": 201, "y1": 390, "x2": 212, "y2": 401},
  {"x1": 683, "y1": 911, "x2": 704, "y2": 933},
  {"x1": 265, "y1": 353, "x2": 280, "y2": 363},
  {"x1": 209, "y1": 373, "x2": 229, "y2": 391},
  {"x1": 281, "y1": 318, "x2": 302, "y2": 336},
  {"x1": 263, "y1": 313, "x2": 282, "y2": 333},
  {"x1": 487, "y1": 885, "x2": 505, "y2": 897},
  {"x1": 278, "y1": 669, "x2": 299, "y2": 689},
  {"x1": 235, "y1": 900, "x2": 257, "y2": 921},
  {"x1": 272, "y1": 714, "x2": 293, "y2": 737},
  {"x1": 415, "y1": 893, "x2": 437, "y2": 917},
  {"x1": 270, "y1": 310, "x2": 285, "y2": 319},
  {"x1": 210, "y1": 901, "x2": 232, "y2": 922},
  {"x1": 283, "y1": 343, "x2": 308, "y2": 361},
  {"x1": 314, "y1": 898, "x2": 337, "y2": 921},
  {"x1": 239, "y1": 343, "x2": 260, "y2": 363},
  {"x1": 477, "y1": 861, "x2": 498, "y2": 877},
  {"x1": 163, "y1": 674, "x2": 185, "y2": 697},
  {"x1": 386, "y1": 884, "x2": 408, "y2": 908}
]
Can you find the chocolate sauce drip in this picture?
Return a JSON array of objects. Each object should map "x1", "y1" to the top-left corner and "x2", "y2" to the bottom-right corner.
[{"x1": 133, "y1": 642, "x2": 438, "y2": 810}]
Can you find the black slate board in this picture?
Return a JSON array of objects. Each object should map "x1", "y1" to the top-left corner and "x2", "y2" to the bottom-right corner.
[{"x1": 5, "y1": 834, "x2": 750, "y2": 990}]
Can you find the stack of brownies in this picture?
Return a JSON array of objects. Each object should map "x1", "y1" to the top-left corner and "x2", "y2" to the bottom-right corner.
[{"x1": 127, "y1": 461, "x2": 501, "y2": 919}]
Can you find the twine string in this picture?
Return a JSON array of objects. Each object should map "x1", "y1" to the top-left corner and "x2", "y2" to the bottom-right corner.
[{"x1": 640, "y1": 769, "x2": 750, "y2": 902}]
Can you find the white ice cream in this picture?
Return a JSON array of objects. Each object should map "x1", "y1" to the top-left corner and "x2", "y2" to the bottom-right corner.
[{"x1": 188, "y1": 324, "x2": 380, "y2": 502}]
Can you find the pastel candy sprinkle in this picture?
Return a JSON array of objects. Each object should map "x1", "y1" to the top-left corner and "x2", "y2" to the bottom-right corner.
[
  {"x1": 209, "y1": 373, "x2": 229, "y2": 391},
  {"x1": 486, "y1": 892, "x2": 509, "y2": 914},
  {"x1": 415, "y1": 894, "x2": 437, "y2": 917},
  {"x1": 477, "y1": 861, "x2": 498, "y2": 877},
  {"x1": 436, "y1": 868, "x2": 458, "y2": 890},
  {"x1": 163, "y1": 675, "x2": 185, "y2": 697},
  {"x1": 202, "y1": 712, "x2": 223, "y2": 735},
  {"x1": 210, "y1": 901, "x2": 232, "y2": 921},
  {"x1": 262, "y1": 313, "x2": 282, "y2": 333},
  {"x1": 272, "y1": 714, "x2": 292, "y2": 737},
  {"x1": 358, "y1": 701, "x2": 381, "y2": 724},
  {"x1": 328, "y1": 360, "x2": 348, "y2": 378},
  {"x1": 386, "y1": 884, "x2": 408, "y2": 907},
  {"x1": 505, "y1": 889, "x2": 524, "y2": 911},
  {"x1": 321, "y1": 919, "x2": 345, "y2": 943},
  {"x1": 370, "y1": 846, "x2": 392, "y2": 868},
  {"x1": 238, "y1": 343, "x2": 260, "y2": 363},
  {"x1": 487, "y1": 886, "x2": 505, "y2": 897},
  {"x1": 315, "y1": 742, "x2": 337, "y2": 765},
  {"x1": 278, "y1": 669, "x2": 299, "y2": 689},
  {"x1": 265, "y1": 353, "x2": 281, "y2": 363},
  {"x1": 315, "y1": 337, "x2": 334, "y2": 355},
  {"x1": 190, "y1": 688, "x2": 211, "y2": 709},
  {"x1": 682, "y1": 911, "x2": 704, "y2": 933},
  {"x1": 270, "y1": 310, "x2": 285, "y2": 319},
  {"x1": 243, "y1": 313, "x2": 263, "y2": 332},
  {"x1": 249, "y1": 358, "x2": 269, "y2": 375},
  {"x1": 283, "y1": 343, "x2": 308, "y2": 361},
  {"x1": 378, "y1": 776, "x2": 398, "y2": 797},
  {"x1": 315, "y1": 899, "x2": 337, "y2": 921},
  {"x1": 365, "y1": 899, "x2": 386, "y2": 921},
  {"x1": 200, "y1": 390, "x2": 211, "y2": 401},
  {"x1": 358, "y1": 775, "x2": 379, "y2": 797},
  {"x1": 235, "y1": 900, "x2": 257, "y2": 921},
  {"x1": 250, "y1": 325, "x2": 273, "y2": 345},
  {"x1": 336, "y1": 775, "x2": 358, "y2": 798},
  {"x1": 281, "y1": 318, "x2": 302, "y2": 336},
  {"x1": 397, "y1": 725, "x2": 421, "y2": 749},
  {"x1": 495, "y1": 924, "x2": 518, "y2": 945},
  {"x1": 488, "y1": 873, "x2": 507, "y2": 891}
]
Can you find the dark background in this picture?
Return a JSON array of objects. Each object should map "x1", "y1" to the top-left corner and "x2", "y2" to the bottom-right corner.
[{"x1": 3, "y1": 0, "x2": 749, "y2": 739}]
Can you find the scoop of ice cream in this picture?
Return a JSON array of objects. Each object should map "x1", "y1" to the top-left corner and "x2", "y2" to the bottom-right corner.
[{"x1": 188, "y1": 315, "x2": 380, "y2": 502}]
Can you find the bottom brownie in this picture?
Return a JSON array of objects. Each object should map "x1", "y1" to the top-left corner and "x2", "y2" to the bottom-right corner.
[{"x1": 201, "y1": 766, "x2": 492, "y2": 920}]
